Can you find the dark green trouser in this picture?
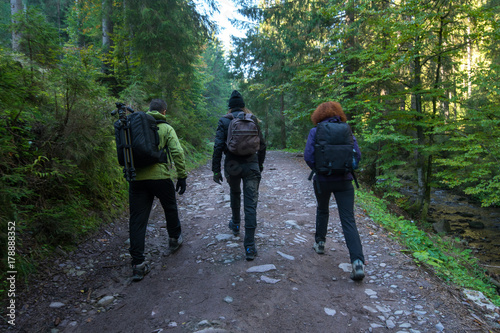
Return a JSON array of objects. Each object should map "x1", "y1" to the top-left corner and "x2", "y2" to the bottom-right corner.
[{"x1": 225, "y1": 160, "x2": 261, "y2": 248}]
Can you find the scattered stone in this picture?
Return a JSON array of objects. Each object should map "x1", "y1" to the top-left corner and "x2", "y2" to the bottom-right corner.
[
  {"x1": 376, "y1": 305, "x2": 390, "y2": 313},
  {"x1": 432, "y1": 220, "x2": 451, "y2": 233},
  {"x1": 370, "y1": 323, "x2": 384, "y2": 328},
  {"x1": 324, "y1": 308, "x2": 336, "y2": 316},
  {"x1": 293, "y1": 235, "x2": 307, "y2": 243},
  {"x1": 223, "y1": 296, "x2": 233, "y2": 304},
  {"x1": 260, "y1": 275, "x2": 280, "y2": 284},
  {"x1": 97, "y1": 296, "x2": 115, "y2": 307},
  {"x1": 339, "y1": 263, "x2": 351, "y2": 273},
  {"x1": 277, "y1": 251, "x2": 295, "y2": 260},
  {"x1": 364, "y1": 289, "x2": 377, "y2": 297},
  {"x1": 216, "y1": 234, "x2": 233, "y2": 242},
  {"x1": 246, "y1": 264, "x2": 276, "y2": 273},
  {"x1": 386, "y1": 319, "x2": 395, "y2": 329},
  {"x1": 363, "y1": 305, "x2": 378, "y2": 313},
  {"x1": 435, "y1": 322, "x2": 445, "y2": 331},
  {"x1": 284, "y1": 220, "x2": 300, "y2": 229},
  {"x1": 463, "y1": 289, "x2": 499, "y2": 312},
  {"x1": 49, "y1": 302, "x2": 65, "y2": 308},
  {"x1": 198, "y1": 320, "x2": 211, "y2": 327}
]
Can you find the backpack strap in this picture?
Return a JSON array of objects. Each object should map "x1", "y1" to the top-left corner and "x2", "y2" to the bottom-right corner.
[
  {"x1": 154, "y1": 119, "x2": 172, "y2": 166},
  {"x1": 224, "y1": 111, "x2": 245, "y2": 120}
]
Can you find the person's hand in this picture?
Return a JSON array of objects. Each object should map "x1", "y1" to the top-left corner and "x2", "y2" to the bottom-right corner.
[
  {"x1": 175, "y1": 178, "x2": 187, "y2": 195},
  {"x1": 259, "y1": 165, "x2": 264, "y2": 173},
  {"x1": 213, "y1": 172, "x2": 223, "y2": 184}
]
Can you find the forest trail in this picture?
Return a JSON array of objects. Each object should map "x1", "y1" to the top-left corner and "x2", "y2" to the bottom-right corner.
[{"x1": 7, "y1": 151, "x2": 499, "y2": 333}]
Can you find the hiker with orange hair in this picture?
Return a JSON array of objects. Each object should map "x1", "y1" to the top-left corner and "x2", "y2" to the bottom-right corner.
[{"x1": 304, "y1": 101, "x2": 365, "y2": 281}]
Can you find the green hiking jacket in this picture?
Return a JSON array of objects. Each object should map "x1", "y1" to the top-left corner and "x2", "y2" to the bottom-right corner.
[{"x1": 134, "y1": 111, "x2": 187, "y2": 181}]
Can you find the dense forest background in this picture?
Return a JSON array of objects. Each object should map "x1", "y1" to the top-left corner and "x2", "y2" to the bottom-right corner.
[{"x1": 1, "y1": 0, "x2": 499, "y2": 301}]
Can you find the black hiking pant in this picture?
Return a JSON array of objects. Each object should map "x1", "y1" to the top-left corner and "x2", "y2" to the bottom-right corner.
[
  {"x1": 129, "y1": 179, "x2": 181, "y2": 265},
  {"x1": 314, "y1": 180, "x2": 364, "y2": 264},
  {"x1": 225, "y1": 160, "x2": 261, "y2": 249}
]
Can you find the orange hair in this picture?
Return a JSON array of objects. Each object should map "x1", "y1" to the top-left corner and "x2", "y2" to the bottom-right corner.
[{"x1": 311, "y1": 101, "x2": 346, "y2": 125}]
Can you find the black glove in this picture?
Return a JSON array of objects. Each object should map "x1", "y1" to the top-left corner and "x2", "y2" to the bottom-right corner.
[
  {"x1": 175, "y1": 178, "x2": 186, "y2": 195},
  {"x1": 213, "y1": 172, "x2": 223, "y2": 184},
  {"x1": 259, "y1": 165, "x2": 264, "y2": 173}
]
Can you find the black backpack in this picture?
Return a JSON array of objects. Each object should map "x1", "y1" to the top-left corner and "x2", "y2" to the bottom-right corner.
[
  {"x1": 314, "y1": 120, "x2": 357, "y2": 176},
  {"x1": 114, "y1": 111, "x2": 169, "y2": 170},
  {"x1": 224, "y1": 112, "x2": 260, "y2": 156}
]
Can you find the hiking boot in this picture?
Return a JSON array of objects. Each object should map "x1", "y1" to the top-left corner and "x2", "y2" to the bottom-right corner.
[
  {"x1": 350, "y1": 259, "x2": 365, "y2": 281},
  {"x1": 132, "y1": 261, "x2": 151, "y2": 282},
  {"x1": 313, "y1": 241, "x2": 325, "y2": 254},
  {"x1": 228, "y1": 220, "x2": 240, "y2": 236},
  {"x1": 245, "y1": 246, "x2": 258, "y2": 261},
  {"x1": 169, "y1": 234, "x2": 183, "y2": 253}
]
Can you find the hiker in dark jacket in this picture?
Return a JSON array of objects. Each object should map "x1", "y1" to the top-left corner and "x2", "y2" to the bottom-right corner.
[
  {"x1": 304, "y1": 101, "x2": 365, "y2": 281},
  {"x1": 212, "y1": 90, "x2": 266, "y2": 260}
]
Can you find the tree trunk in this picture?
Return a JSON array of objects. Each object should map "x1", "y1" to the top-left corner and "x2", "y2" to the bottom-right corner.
[
  {"x1": 280, "y1": 93, "x2": 286, "y2": 149},
  {"x1": 265, "y1": 104, "x2": 270, "y2": 142},
  {"x1": 102, "y1": 0, "x2": 113, "y2": 73},
  {"x1": 421, "y1": 15, "x2": 446, "y2": 221},
  {"x1": 102, "y1": 0, "x2": 113, "y2": 50},
  {"x1": 343, "y1": 0, "x2": 358, "y2": 122},
  {"x1": 10, "y1": 0, "x2": 23, "y2": 51},
  {"x1": 413, "y1": 41, "x2": 426, "y2": 218}
]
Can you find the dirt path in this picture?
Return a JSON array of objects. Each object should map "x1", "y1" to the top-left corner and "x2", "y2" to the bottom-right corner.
[{"x1": 5, "y1": 151, "x2": 499, "y2": 332}]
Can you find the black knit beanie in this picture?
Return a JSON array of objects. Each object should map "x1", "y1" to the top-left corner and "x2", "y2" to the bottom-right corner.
[{"x1": 228, "y1": 90, "x2": 245, "y2": 109}]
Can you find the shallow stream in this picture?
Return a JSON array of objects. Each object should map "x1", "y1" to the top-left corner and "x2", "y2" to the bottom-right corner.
[{"x1": 427, "y1": 189, "x2": 500, "y2": 276}]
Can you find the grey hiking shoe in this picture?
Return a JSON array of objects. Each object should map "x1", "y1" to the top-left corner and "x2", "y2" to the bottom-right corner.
[
  {"x1": 313, "y1": 241, "x2": 325, "y2": 254},
  {"x1": 228, "y1": 220, "x2": 240, "y2": 236},
  {"x1": 132, "y1": 261, "x2": 151, "y2": 282},
  {"x1": 169, "y1": 234, "x2": 183, "y2": 253},
  {"x1": 350, "y1": 259, "x2": 365, "y2": 281}
]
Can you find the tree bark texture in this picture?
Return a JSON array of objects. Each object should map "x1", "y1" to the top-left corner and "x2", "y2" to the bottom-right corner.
[{"x1": 10, "y1": 0, "x2": 23, "y2": 51}]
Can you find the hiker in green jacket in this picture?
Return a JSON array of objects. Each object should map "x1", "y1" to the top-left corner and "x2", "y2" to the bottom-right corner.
[{"x1": 129, "y1": 98, "x2": 187, "y2": 281}]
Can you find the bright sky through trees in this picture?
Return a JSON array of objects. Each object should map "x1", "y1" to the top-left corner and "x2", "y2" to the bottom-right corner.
[{"x1": 195, "y1": 0, "x2": 248, "y2": 52}]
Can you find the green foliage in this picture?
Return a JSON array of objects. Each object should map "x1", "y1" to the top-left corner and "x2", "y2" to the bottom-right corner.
[
  {"x1": 233, "y1": 0, "x2": 500, "y2": 214},
  {"x1": 0, "y1": 0, "x2": 232, "y2": 304},
  {"x1": 0, "y1": 1, "x2": 10, "y2": 47},
  {"x1": 231, "y1": 0, "x2": 332, "y2": 149},
  {"x1": 434, "y1": 60, "x2": 500, "y2": 207},
  {"x1": 356, "y1": 189, "x2": 500, "y2": 306},
  {"x1": 123, "y1": 0, "x2": 210, "y2": 97},
  {"x1": 0, "y1": 45, "x2": 126, "y2": 287},
  {"x1": 13, "y1": 7, "x2": 62, "y2": 68}
]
